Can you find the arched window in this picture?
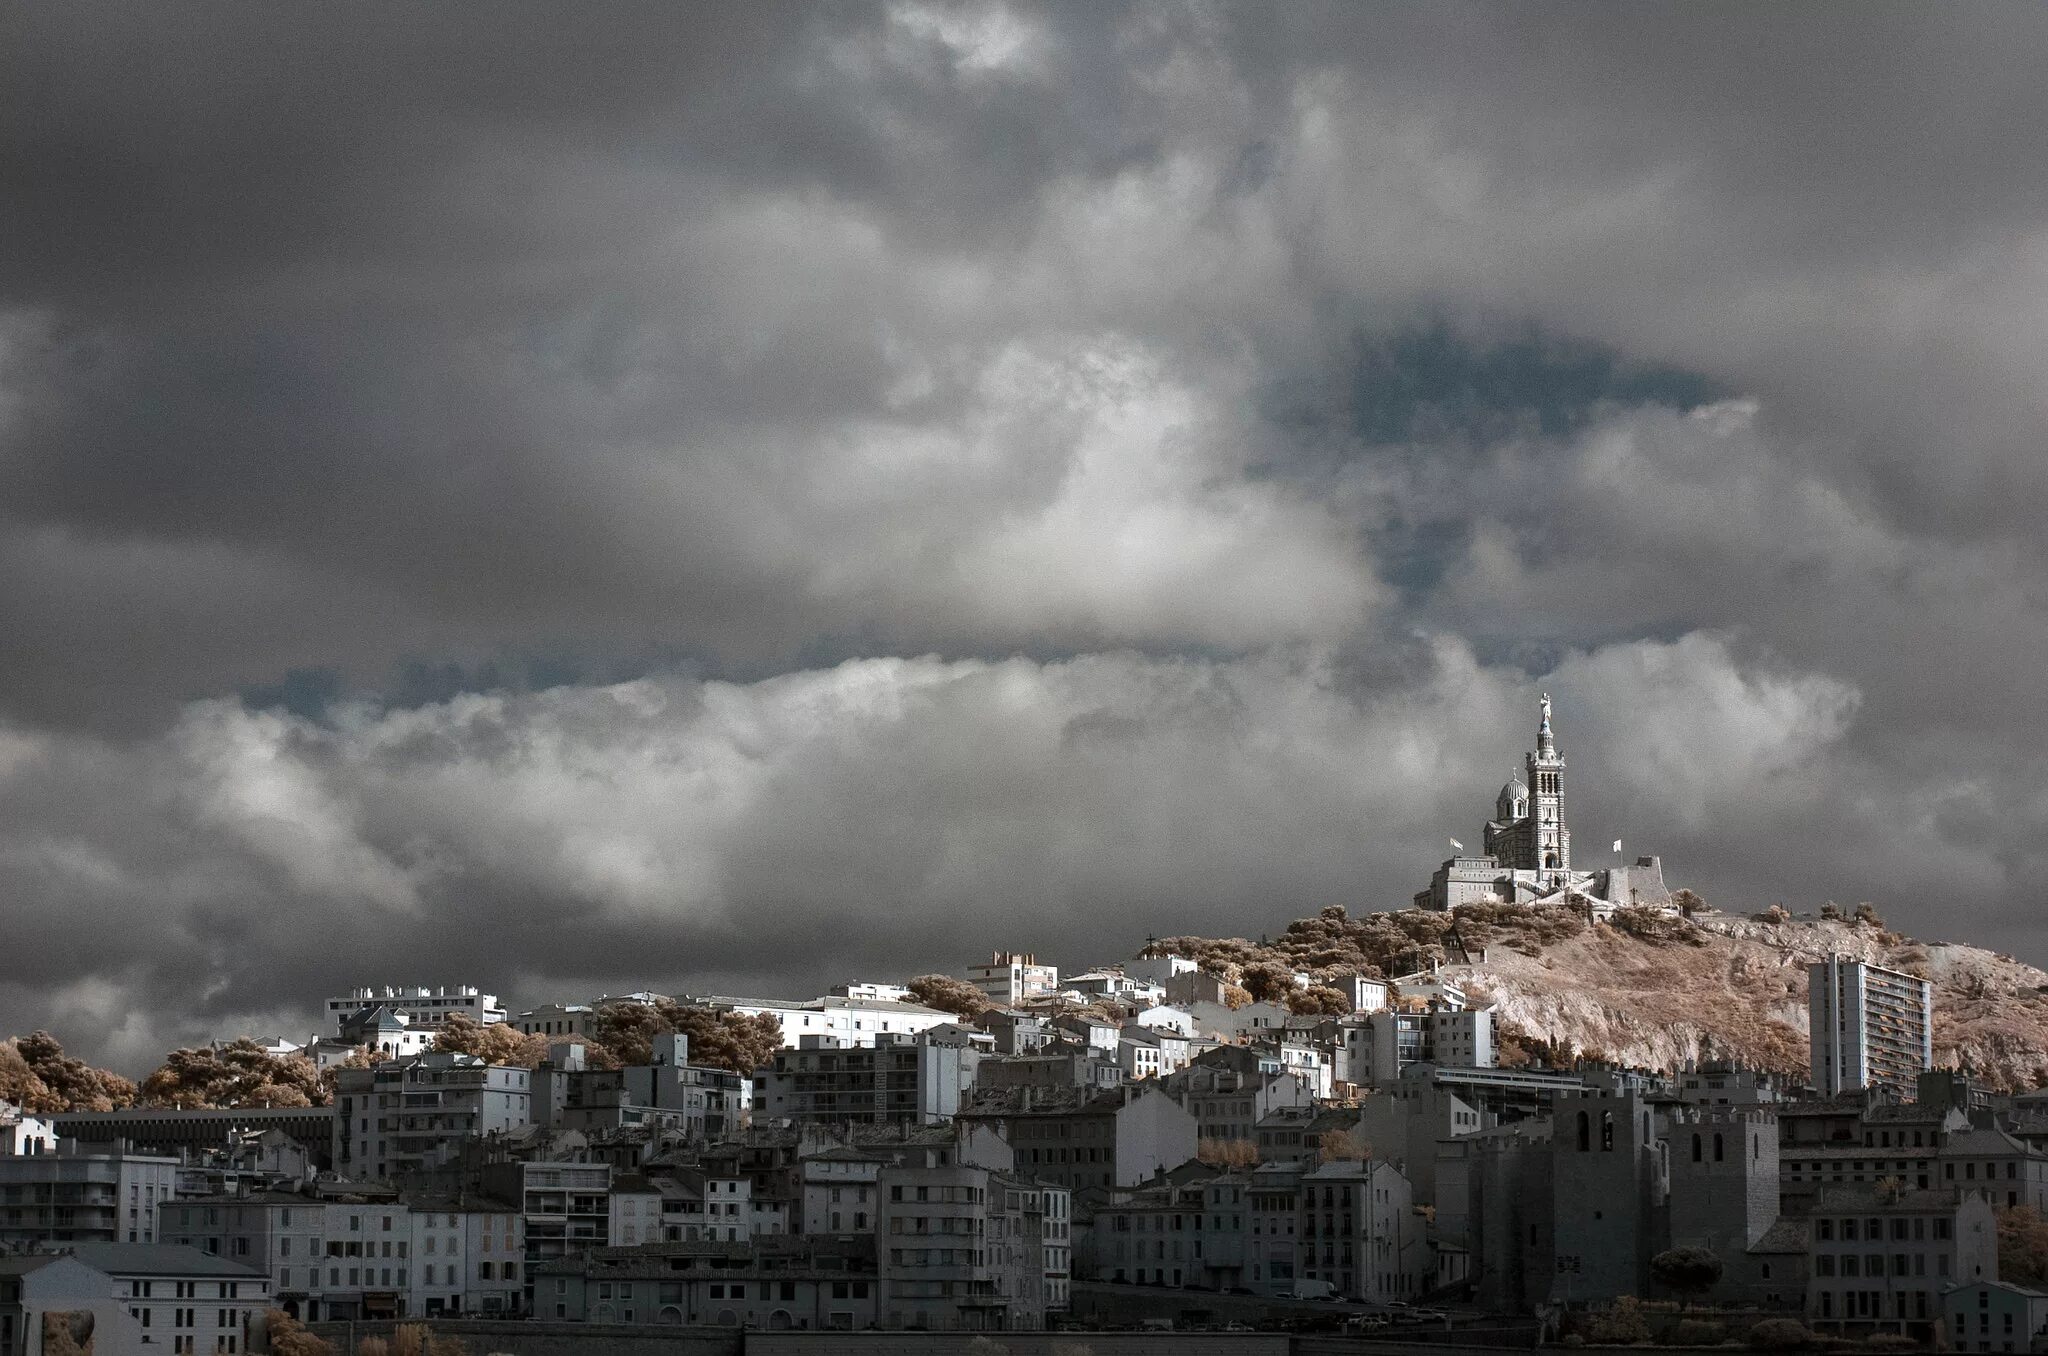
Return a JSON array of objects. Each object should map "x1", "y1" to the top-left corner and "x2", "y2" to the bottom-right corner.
[
  {"x1": 1714, "y1": 1133, "x2": 1725, "y2": 1162},
  {"x1": 1691, "y1": 1133, "x2": 1702, "y2": 1163},
  {"x1": 1577, "y1": 1111, "x2": 1590, "y2": 1152},
  {"x1": 1601, "y1": 1110, "x2": 1614, "y2": 1151}
]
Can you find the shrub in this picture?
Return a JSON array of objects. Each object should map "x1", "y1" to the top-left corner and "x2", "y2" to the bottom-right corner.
[
  {"x1": 1588, "y1": 1297, "x2": 1652, "y2": 1344},
  {"x1": 1668, "y1": 1319, "x2": 1727, "y2": 1345},
  {"x1": 1746, "y1": 1318, "x2": 1814, "y2": 1350}
]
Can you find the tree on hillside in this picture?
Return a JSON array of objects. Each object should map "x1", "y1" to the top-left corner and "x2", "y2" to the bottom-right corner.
[
  {"x1": 1650, "y1": 1246, "x2": 1723, "y2": 1308},
  {"x1": 906, "y1": 975, "x2": 995, "y2": 1020},
  {"x1": 0, "y1": 1032, "x2": 137, "y2": 1112},
  {"x1": 433, "y1": 1012, "x2": 551, "y2": 1068},
  {"x1": 1998, "y1": 1206, "x2": 2048, "y2": 1286},
  {"x1": 1197, "y1": 1137, "x2": 1261, "y2": 1169},
  {"x1": 1317, "y1": 1128, "x2": 1372, "y2": 1163},
  {"x1": 139, "y1": 1039, "x2": 326, "y2": 1109},
  {"x1": 1220, "y1": 983, "x2": 1253, "y2": 1011},
  {"x1": 1286, "y1": 984, "x2": 1351, "y2": 1017},
  {"x1": 587, "y1": 998, "x2": 784, "y2": 1075},
  {"x1": 264, "y1": 1309, "x2": 335, "y2": 1356},
  {"x1": 1240, "y1": 961, "x2": 1295, "y2": 1004}
]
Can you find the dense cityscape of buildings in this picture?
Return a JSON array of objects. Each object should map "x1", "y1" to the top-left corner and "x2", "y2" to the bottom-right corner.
[{"x1": 0, "y1": 698, "x2": 2027, "y2": 1351}]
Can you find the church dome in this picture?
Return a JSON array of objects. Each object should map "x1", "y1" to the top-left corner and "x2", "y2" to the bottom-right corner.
[{"x1": 1499, "y1": 778, "x2": 1529, "y2": 803}]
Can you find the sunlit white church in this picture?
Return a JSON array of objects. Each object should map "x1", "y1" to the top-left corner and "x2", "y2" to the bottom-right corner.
[{"x1": 1415, "y1": 695, "x2": 1672, "y2": 915}]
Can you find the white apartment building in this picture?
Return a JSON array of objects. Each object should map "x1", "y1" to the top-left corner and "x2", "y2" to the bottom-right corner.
[
  {"x1": 324, "y1": 986, "x2": 507, "y2": 1033},
  {"x1": 332, "y1": 1053, "x2": 532, "y2": 1181},
  {"x1": 1810, "y1": 956, "x2": 1934, "y2": 1098},
  {"x1": 966, "y1": 953, "x2": 1060, "y2": 1006},
  {"x1": 512, "y1": 1004, "x2": 594, "y2": 1039},
  {"x1": 702, "y1": 995, "x2": 956, "y2": 1051}
]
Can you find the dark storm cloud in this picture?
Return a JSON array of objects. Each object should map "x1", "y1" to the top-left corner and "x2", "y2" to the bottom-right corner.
[{"x1": 5, "y1": 2, "x2": 2048, "y2": 1061}]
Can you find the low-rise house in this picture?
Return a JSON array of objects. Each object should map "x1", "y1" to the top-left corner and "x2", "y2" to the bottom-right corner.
[
  {"x1": 1944, "y1": 1279, "x2": 2048, "y2": 1353},
  {"x1": 84, "y1": 1243, "x2": 270, "y2": 1353}
]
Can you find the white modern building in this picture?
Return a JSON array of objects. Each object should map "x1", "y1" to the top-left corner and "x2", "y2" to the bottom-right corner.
[
  {"x1": 965, "y1": 953, "x2": 1061, "y2": 1006},
  {"x1": 324, "y1": 986, "x2": 507, "y2": 1033}
]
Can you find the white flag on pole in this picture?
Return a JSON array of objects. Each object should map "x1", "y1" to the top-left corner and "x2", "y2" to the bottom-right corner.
[
  {"x1": 1449, "y1": 838, "x2": 1464, "y2": 851},
  {"x1": 1612, "y1": 839, "x2": 1623, "y2": 853}
]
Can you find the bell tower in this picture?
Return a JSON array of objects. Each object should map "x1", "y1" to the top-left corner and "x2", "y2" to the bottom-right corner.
[{"x1": 1526, "y1": 693, "x2": 1570, "y2": 874}]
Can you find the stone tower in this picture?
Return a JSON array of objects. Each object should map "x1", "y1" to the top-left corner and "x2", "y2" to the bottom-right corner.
[{"x1": 1526, "y1": 693, "x2": 1570, "y2": 874}]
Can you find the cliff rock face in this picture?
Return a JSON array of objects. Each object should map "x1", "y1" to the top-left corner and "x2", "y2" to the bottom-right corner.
[{"x1": 1160, "y1": 905, "x2": 2048, "y2": 1092}]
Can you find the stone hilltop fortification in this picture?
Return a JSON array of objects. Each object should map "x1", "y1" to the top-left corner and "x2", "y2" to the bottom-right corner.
[{"x1": 1157, "y1": 902, "x2": 2048, "y2": 1092}]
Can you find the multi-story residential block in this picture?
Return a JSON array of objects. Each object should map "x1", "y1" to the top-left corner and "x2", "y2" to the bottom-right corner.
[
  {"x1": 160, "y1": 1188, "x2": 524, "y2": 1322},
  {"x1": 1357, "y1": 1073, "x2": 1486, "y2": 1202},
  {"x1": 1779, "y1": 1101, "x2": 2048, "y2": 1215},
  {"x1": 647, "y1": 1168, "x2": 786, "y2": 1244},
  {"x1": 966, "y1": 953, "x2": 1060, "y2": 1006},
  {"x1": 1943, "y1": 1279, "x2": 2048, "y2": 1353},
  {"x1": 1348, "y1": 1004, "x2": 1495, "y2": 1088},
  {"x1": 1809, "y1": 956, "x2": 1934, "y2": 1098},
  {"x1": 324, "y1": 986, "x2": 507, "y2": 1033},
  {"x1": 797, "y1": 1148, "x2": 885, "y2": 1238},
  {"x1": 533, "y1": 1036, "x2": 748, "y2": 1140},
  {"x1": 973, "y1": 1010, "x2": 1054, "y2": 1056},
  {"x1": 1674, "y1": 1060, "x2": 1782, "y2": 1105},
  {"x1": 754, "y1": 1031, "x2": 984, "y2": 1127},
  {"x1": 1115, "y1": 1026, "x2": 1190, "y2": 1082},
  {"x1": 480, "y1": 1159, "x2": 612, "y2": 1307},
  {"x1": 876, "y1": 1144, "x2": 1068, "y2": 1332},
  {"x1": 1166, "y1": 1060, "x2": 1313, "y2": 1145},
  {"x1": 608, "y1": 1174, "x2": 664, "y2": 1248},
  {"x1": 533, "y1": 1238, "x2": 879, "y2": 1329},
  {"x1": 1295, "y1": 1157, "x2": 1424, "y2": 1303},
  {"x1": 0, "y1": 1145, "x2": 178, "y2": 1248},
  {"x1": 957, "y1": 1084, "x2": 1198, "y2": 1193},
  {"x1": 1807, "y1": 1185, "x2": 1997, "y2": 1334},
  {"x1": 333, "y1": 1052, "x2": 533, "y2": 1181},
  {"x1": 1245, "y1": 1161, "x2": 1304, "y2": 1295}
]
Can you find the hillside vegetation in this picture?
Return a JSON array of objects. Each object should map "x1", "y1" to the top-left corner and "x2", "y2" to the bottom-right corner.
[{"x1": 1157, "y1": 902, "x2": 2048, "y2": 1092}]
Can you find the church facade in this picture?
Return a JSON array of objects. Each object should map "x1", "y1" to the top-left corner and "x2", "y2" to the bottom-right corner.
[{"x1": 1415, "y1": 695, "x2": 1672, "y2": 915}]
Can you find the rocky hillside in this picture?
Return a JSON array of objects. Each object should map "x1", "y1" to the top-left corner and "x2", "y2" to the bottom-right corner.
[{"x1": 1155, "y1": 903, "x2": 2048, "y2": 1092}]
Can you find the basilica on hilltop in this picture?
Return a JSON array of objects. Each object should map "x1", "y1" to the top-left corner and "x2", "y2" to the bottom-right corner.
[{"x1": 1415, "y1": 695, "x2": 1672, "y2": 915}]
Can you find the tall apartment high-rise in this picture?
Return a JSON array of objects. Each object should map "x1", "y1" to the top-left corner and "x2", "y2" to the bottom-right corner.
[{"x1": 1808, "y1": 955, "x2": 1933, "y2": 1098}]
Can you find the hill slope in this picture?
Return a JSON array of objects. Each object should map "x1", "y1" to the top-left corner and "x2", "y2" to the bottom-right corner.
[{"x1": 1155, "y1": 904, "x2": 2048, "y2": 1092}]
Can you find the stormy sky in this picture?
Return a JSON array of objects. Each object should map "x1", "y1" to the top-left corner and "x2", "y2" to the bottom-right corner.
[{"x1": 7, "y1": 3, "x2": 2048, "y2": 1067}]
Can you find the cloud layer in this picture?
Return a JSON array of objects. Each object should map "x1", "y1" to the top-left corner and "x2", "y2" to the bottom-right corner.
[{"x1": 5, "y1": 3, "x2": 2048, "y2": 1061}]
